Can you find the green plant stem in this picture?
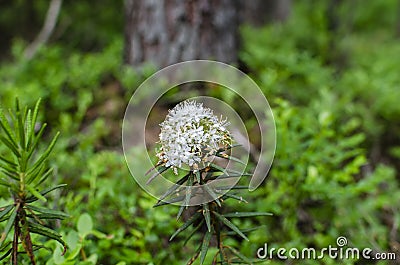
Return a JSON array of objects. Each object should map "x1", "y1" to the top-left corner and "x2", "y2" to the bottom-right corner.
[
  {"x1": 19, "y1": 207, "x2": 35, "y2": 265},
  {"x1": 0, "y1": 100, "x2": 66, "y2": 263},
  {"x1": 19, "y1": 172, "x2": 26, "y2": 198},
  {"x1": 80, "y1": 246, "x2": 87, "y2": 260}
]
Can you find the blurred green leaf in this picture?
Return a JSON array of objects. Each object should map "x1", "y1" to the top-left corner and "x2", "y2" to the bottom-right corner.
[
  {"x1": 203, "y1": 203, "x2": 212, "y2": 233},
  {"x1": 26, "y1": 184, "x2": 47, "y2": 202},
  {"x1": 0, "y1": 207, "x2": 16, "y2": 246},
  {"x1": 200, "y1": 231, "x2": 212, "y2": 265},
  {"x1": 28, "y1": 221, "x2": 66, "y2": 247},
  {"x1": 77, "y1": 213, "x2": 93, "y2": 236}
]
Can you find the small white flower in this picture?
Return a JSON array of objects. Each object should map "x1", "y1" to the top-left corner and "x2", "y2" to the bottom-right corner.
[{"x1": 157, "y1": 100, "x2": 231, "y2": 173}]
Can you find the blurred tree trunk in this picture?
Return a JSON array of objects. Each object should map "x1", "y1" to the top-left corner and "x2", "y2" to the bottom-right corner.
[
  {"x1": 326, "y1": 0, "x2": 349, "y2": 67},
  {"x1": 242, "y1": 0, "x2": 291, "y2": 26},
  {"x1": 124, "y1": 0, "x2": 240, "y2": 67},
  {"x1": 124, "y1": 0, "x2": 291, "y2": 68},
  {"x1": 327, "y1": 0, "x2": 343, "y2": 33}
]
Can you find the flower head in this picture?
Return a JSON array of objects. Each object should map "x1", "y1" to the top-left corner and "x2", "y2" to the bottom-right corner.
[{"x1": 157, "y1": 100, "x2": 231, "y2": 173}]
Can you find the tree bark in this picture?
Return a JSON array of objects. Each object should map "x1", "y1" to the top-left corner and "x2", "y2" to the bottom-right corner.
[
  {"x1": 124, "y1": 0, "x2": 240, "y2": 68},
  {"x1": 242, "y1": 0, "x2": 291, "y2": 26}
]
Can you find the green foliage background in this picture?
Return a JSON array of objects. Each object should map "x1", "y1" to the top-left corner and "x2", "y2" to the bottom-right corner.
[{"x1": 0, "y1": 0, "x2": 399, "y2": 264}]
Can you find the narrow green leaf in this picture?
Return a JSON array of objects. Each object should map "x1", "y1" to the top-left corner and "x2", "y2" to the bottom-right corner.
[
  {"x1": 221, "y1": 193, "x2": 248, "y2": 203},
  {"x1": 0, "y1": 207, "x2": 17, "y2": 246},
  {"x1": 203, "y1": 185, "x2": 221, "y2": 207},
  {"x1": 0, "y1": 179, "x2": 10, "y2": 188},
  {"x1": 183, "y1": 220, "x2": 204, "y2": 246},
  {"x1": 0, "y1": 178, "x2": 10, "y2": 188},
  {"x1": 28, "y1": 165, "x2": 49, "y2": 185},
  {"x1": 26, "y1": 184, "x2": 67, "y2": 203},
  {"x1": 208, "y1": 163, "x2": 246, "y2": 177},
  {"x1": 157, "y1": 172, "x2": 190, "y2": 203},
  {"x1": 226, "y1": 245, "x2": 252, "y2": 263},
  {"x1": 169, "y1": 212, "x2": 201, "y2": 241},
  {"x1": 204, "y1": 172, "x2": 252, "y2": 182},
  {"x1": 28, "y1": 212, "x2": 69, "y2": 220},
  {"x1": 146, "y1": 166, "x2": 169, "y2": 184},
  {"x1": 0, "y1": 135, "x2": 20, "y2": 157},
  {"x1": 90, "y1": 230, "x2": 107, "y2": 239},
  {"x1": 29, "y1": 213, "x2": 67, "y2": 220},
  {"x1": 144, "y1": 162, "x2": 167, "y2": 179},
  {"x1": 16, "y1": 104, "x2": 26, "y2": 149},
  {"x1": 41, "y1": 184, "x2": 67, "y2": 195},
  {"x1": 19, "y1": 150, "x2": 28, "y2": 174},
  {"x1": 27, "y1": 123, "x2": 47, "y2": 160},
  {"x1": 177, "y1": 175, "x2": 193, "y2": 220},
  {"x1": 176, "y1": 205, "x2": 185, "y2": 221},
  {"x1": 18, "y1": 151, "x2": 29, "y2": 171},
  {"x1": 0, "y1": 156, "x2": 17, "y2": 168},
  {"x1": 27, "y1": 131, "x2": 60, "y2": 175},
  {"x1": 28, "y1": 221, "x2": 66, "y2": 247},
  {"x1": 223, "y1": 212, "x2": 273, "y2": 218},
  {"x1": 7, "y1": 108, "x2": 17, "y2": 130},
  {"x1": 200, "y1": 230, "x2": 212, "y2": 265},
  {"x1": 28, "y1": 99, "x2": 41, "y2": 147},
  {"x1": 217, "y1": 143, "x2": 241, "y2": 153},
  {"x1": 216, "y1": 153, "x2": 246, "y2": 165},
  {"x1": 215, "y1": 186, "x2": 248, "y2": 191},
  {"x1": 213, "y1": 211, "x2": 249, "y2": 241},
  {"x1": 0, "y1": 246, "x2": 12, "y2": 261},
  {"x1": 26, "y1": 109, "x2": 32, "y2": 148},
  {"x1": 0, "y1": 205, "x2": 14, "y2": 221},
  {"x1": 209, "y1": 163, "x2": 228, "y2": 175},
  {"x1": 0, "y1": 168, "x2": 19, "y2": 180},
  {"x1": 154, "y1": 194, "x2": 185, "y2": 207},
  {"x1": 31, "y1": 99, "x2": 41, "y2": 130},
  {"x1": 27, "y1": 184, "x2": 47, "y2": 202},
  {"x1": 184, "y1": 175, "x2": 193, "y2": 206},
  {"x1": 0, "y1": 241, "x2": 12, "y2": 253},
  {"x1": 195, "y1": 171, "x2": 201, "y2": 184},
  {"x1": 26, "y1": 205, "x2": 69, "y2": 219},
  {"x1": 0, "y1": 162, "x2": 17, "y2": 176},
  {"x1": 223, "y1": 225, "x2": 266, "y2": 236},
  {"x1": 0, "y1": 109, "x2": 18, "y2": 148},
  {"x1": 0, "y1": 169, "x2": 18, "y2": 181},
  {"x1": 203, "y1": 204, "x2": 212, "y2": 232}
]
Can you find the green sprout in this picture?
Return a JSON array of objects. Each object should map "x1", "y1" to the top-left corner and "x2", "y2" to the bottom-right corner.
[{"x1": 0, "y1": 99, "x2": 67, "y2": 264}]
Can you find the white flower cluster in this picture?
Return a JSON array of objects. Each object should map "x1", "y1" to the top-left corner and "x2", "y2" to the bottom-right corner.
[{"x1": 157, "y1": 100, "x2": 231, "y2": 172}]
